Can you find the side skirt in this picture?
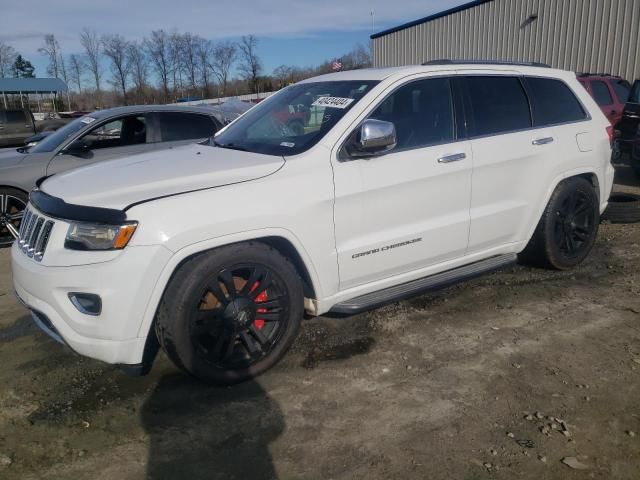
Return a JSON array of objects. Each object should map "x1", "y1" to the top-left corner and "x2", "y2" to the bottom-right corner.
[{"x1": 328, "y1": 253, "x2": 517, "y2": 316}]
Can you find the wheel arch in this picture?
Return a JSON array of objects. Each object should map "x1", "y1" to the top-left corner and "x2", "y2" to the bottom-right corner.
[
  {"x1": 0, "y1": 184, "x2": 29, "y2": 197},
  {"x1": 134, "y1": 230, "x2": 323, "y2": 363},
  {"x1": 522, "y1": 168, "x2": 602, "y2": 249}
]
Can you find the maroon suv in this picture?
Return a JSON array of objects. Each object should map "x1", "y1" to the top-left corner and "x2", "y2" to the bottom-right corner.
[{"x1": 578, "y1": 74, "x2": 631, "y2": 126}]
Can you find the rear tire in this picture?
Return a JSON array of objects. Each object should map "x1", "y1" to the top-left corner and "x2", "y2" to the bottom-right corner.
[
  {"x1": 519, "y1": 177, "x2": 599, "y2": 270},
  {"x1": 155, "y1": 242, "x2": 304, "y2": 385}
]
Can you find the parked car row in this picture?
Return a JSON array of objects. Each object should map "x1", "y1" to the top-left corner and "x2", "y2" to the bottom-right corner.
[{"x1": 0, "y1": 102, "x2": 250, "y2": 246}]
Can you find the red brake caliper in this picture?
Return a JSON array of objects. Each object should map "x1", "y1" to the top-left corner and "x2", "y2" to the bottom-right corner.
[{"x1": 251, "y1": 282, "x2": 267, "y2": 330}]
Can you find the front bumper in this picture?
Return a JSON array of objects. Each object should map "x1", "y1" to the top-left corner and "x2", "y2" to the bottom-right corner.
[{"x1": 12, "y1": 241, "x2": 172, "y2": 365}]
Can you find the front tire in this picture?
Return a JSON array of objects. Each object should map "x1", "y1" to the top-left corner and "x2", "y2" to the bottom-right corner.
[
  {"x1": 520, "y1": 177, "x2": 599, "y2": 270},
  {"x1": 0, "y1": 187, "x2": 28, "y2": 248},
  {"x1": 155, "y1": 242, "x2": 304, "y2": 385}
]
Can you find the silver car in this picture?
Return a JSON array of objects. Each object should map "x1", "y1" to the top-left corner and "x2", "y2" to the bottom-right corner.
[{"x1": 0, "y1": 103, "x2": 249, "y2": 246}]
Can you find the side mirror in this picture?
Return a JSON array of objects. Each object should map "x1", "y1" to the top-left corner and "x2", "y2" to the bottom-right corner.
[
  {"x1": 345, "y1": 119, "x2": 397, "y2": 158},
  {"x1": 63, "y1": 140, "x2": 91, "y2": 158}
]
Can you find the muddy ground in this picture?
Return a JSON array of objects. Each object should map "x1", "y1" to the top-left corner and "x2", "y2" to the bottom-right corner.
[{"x1": 1, "y1": 163, "x2": 639, "y2": 480}]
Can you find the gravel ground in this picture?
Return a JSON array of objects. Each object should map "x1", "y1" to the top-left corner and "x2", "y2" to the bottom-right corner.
[{"x1": 0, "y1": 163, "x2": 639, "y2": 480}]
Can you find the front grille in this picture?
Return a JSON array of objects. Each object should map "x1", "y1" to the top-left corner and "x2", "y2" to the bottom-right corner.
[{"x1": 18, "y1": 207, "x2": 55, "y2": 262}]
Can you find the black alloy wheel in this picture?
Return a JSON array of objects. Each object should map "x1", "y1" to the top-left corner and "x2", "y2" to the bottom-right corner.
[
  {"x1": 519, "y1": 177, "x2": 599, "y2": 270},
  {"x1": 190, "y1": 264, "x2": 290, "y2": 370},
  {"x1": 0, "y1": 189, "x2": 27, "y2": 247},
  {"x1": 553, "y1": 189, "x2": 596, "y2": 258},
  {"x1": 155, "y1": 242, "x2": 304, "y2": 384}
]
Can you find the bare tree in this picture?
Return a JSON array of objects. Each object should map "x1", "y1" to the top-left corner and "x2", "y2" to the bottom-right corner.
[
  {"x1": 238, "y1": 35, "x2": 262, "y2": 94},
  {"x1": 144, "y1": 30, "x2": 172, "y2": 102},
  {"x1": 68, "y1": 54, "x2": 84, "y2": 93},
  {"x1": 211, "y1": 40, "x2": 237, "y2": 96},
  {"x1": 38, "y1": 34, "x2": 61, "y2": 78},
  {"x1": 80, "y1": 28, "x2": 102, "y2": 94},
  {"x1": 272, "y1": 64, "x2": 293, "y2": 88},
  {"x1": 0, "y1": 41, "x2": 17, "y2": 77},
  {"x1": 340, "y1": 43, "x2": 371, "y2": 70},
  {"x1": 196, "y1": 38, "x2": 214, "y2": 98},
  {"x1": 169, "y1": 31, "x2": 183, "y2": 98},
  {"x1": 128, "y1": 41, "x2": 148, "y2": 102},
  {"x1": 179, "y1": 32, "x2": 201, "y2": 94},
  {"x1": 102, "y1": 34, "x2": 131, "y2": 103}
]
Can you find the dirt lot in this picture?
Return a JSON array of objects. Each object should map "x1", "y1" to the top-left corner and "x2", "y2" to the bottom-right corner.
[{"x1": 1, "y1": 165, "x2": 639, "y2": 480}]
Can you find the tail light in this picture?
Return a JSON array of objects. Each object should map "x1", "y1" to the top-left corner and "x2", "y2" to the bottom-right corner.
[{"x1": 606, "y1": 125, "x2": 614, "y2": 145}]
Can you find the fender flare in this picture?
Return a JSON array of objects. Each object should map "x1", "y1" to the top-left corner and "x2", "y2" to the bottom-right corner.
[
  {"x1": 522, "y1": 166, "x2": 602, "y2": 246},
  {"x1": 134, "y1": 227, "x2": 324, "y2": 344}
]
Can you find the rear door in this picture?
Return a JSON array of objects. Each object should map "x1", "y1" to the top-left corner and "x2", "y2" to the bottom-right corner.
[
  {"x1": 619, "y1": 80, "x2": 640, "y2": 142},
  {"x1": 5, "y1": 110, "x2": 33, "y2": 145},
  {"x1": 0, "y1": 111, "x2": 8, "y2": 146},
  {"x1": 457, "y1": 75, "x2": 557, "y2": 253}
]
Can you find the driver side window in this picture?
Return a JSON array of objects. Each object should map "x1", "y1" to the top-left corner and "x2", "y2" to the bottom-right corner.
[
  {"x1": 369, "y1": 77, "x2": 454, "y2": 152},
  {"x1": 78, "y1": 115, "x2": 147, "y2": 150}
]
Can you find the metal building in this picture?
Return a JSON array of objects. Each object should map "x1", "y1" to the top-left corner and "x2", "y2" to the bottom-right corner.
[{"x1": 371, "y1": 0, "x2": 640, "y2": 81}]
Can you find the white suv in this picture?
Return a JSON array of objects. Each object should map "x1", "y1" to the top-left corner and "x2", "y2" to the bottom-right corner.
[{"x1": 12, "y1": 62, "x2": 614, "y2": 384}]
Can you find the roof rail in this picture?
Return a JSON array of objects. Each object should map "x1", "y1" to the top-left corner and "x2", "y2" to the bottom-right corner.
[
  {"x1": 577, "y1": 72, "x2": 619, "y2": 78},
  {"x1": 422, "y1": 59, "x2": 551, "y2": 68}
]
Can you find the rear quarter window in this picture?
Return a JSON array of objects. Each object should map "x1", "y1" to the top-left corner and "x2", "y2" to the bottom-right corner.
[
  {"x1": 525, "y1": 77, "x2": 587, "y2": 126},
  {"x1": 591, "y1": 80, "x2": 613, "y2": 106}
]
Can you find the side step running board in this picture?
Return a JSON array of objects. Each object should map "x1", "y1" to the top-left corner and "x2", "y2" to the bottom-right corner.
[{"x1": 329, "y1": 253, "x2": 517, "y2": 316}]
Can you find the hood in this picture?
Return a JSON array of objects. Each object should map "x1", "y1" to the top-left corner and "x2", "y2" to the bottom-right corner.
[
  {"x1": 41, "y1": 143, "x2": 285, "y2": 210},
  {"x1": 0, "y1": 148, "x2": 26, "y2": 167}
]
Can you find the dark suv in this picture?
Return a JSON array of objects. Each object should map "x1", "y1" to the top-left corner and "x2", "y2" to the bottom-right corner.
[
  {"x1": 0, "y1": 109, "x2": 36, "y2": 147},
  {"x1": 577, "y1": 74, "x2": 631, "y2": 126},
  {"x1": 621, "y1": 80, "x2": 640, "y2": 172}
]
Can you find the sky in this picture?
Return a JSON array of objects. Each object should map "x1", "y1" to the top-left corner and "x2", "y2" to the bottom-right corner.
[{"x1": 1, "y1": 0, "x2": 466, "y2": 79}]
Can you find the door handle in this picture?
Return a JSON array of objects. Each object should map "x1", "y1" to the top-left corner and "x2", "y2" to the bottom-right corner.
[
  {"x1": 532, "y1": 137, "x2": 554, "y2": 145},
  {"x1": 437, "y1": 152, "x2": 466, "y2": 163}
]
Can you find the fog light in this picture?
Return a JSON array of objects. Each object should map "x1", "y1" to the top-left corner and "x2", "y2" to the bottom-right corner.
[{"x1": 68, "y1": 293, "x2": 102, "y2": 316}]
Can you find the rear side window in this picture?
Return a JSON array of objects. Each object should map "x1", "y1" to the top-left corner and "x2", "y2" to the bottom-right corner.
[
  {"x1": 6, "y1": 110, "x2": 27, "y2": 123},
  {"x1": 612, "y1": 80, "x2": 631, "y2": 103},
  {"x1": 525, "y1": 77, "x2": 587, "y2": 126},
  {"x1": 463, "y1": 76, "x2": 531, "y2": 137},
  {"x1": 368, "y1": 77, "x2": 454, "y2": 150},
  {"x1": 591, "y1": 81, "x2": 613, "y2": 105},
  {"x1": 158, "y1": 113, "x2": 216, "y2": 142}
]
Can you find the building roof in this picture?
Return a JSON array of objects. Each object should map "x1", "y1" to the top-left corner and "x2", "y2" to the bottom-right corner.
[
  {"x1": 371, "y1": 0, "x2": 493, "y2": 39},
  {"x1": 0, "y1": 77, "x2": 68, "y2": 93}
]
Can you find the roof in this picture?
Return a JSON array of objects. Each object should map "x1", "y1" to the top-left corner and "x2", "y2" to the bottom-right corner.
[
  {"x1": 82, "y1": 103, "x2": 248, "y2": 126},
  {"x1": 371, "y1": 0, "x2": 493, "y2": 39},
  {"x1": 0, "y1": 77, "x2": 68, "y2": 93},
  {"x1": 299, "y1": 67, "x2": 411, "y2": 83},
  {"x1": 301, "y1": 63, "x2": 574, "y2": 84}
]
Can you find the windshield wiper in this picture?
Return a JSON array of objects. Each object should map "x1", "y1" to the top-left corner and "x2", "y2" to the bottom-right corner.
[{"x1": 213, "y1": 140, "x2": 248, "y2": 152}]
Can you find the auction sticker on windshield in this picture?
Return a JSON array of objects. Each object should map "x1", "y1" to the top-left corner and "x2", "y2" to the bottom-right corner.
[
  {"x1": 311, "y1": 97, "x2": 354, "y2": 109},
  {"x1": 80, "y1": 117, "x2": 97, "y2": 124}
]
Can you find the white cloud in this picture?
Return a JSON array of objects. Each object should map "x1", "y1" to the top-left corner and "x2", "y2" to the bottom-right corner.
[{"x1": 1, "y1": 0, "x2": 464, "y2": 54}]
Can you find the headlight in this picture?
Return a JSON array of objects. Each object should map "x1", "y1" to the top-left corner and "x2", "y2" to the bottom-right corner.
[{"x1": 65, "y1": 222, "x2": 138, "y2": 250}]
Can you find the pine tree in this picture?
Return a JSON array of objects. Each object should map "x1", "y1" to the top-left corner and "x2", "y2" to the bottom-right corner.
[{"x1": 12, "y1": 55, "x2": 35, "y2": 78}]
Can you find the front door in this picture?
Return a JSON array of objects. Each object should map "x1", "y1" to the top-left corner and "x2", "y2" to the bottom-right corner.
[{"x1": 332, "y1": 76, "x2": 472, "y2": 290}]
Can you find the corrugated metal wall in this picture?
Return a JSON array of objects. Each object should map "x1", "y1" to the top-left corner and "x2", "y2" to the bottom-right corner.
[{"x1": 372, "y1": 0, "x2": 640, "y2": 81}]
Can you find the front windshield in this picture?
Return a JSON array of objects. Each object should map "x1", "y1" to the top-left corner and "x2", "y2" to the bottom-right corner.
[
  {"x1": 212, "y1": 80, "x2": 378, "y2": 156},
  {"x1": 29, "y1": 116, "x2": 96, "y2": 153}
]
